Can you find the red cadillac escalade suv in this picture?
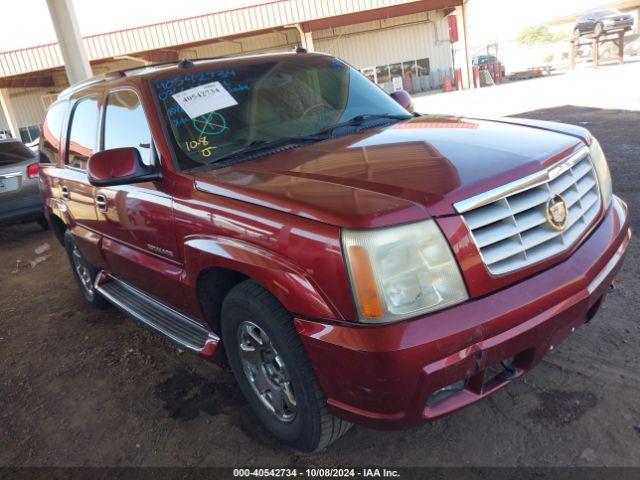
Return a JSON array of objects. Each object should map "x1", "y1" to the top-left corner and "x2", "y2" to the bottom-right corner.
[{"x1": 39, "y1": 52, "x2": 630, "y2": 452}]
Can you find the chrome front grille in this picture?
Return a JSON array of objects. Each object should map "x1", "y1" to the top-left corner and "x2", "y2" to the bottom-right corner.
[{"x1": 455, "y1": 147, "x2": 601, "y2": 276}]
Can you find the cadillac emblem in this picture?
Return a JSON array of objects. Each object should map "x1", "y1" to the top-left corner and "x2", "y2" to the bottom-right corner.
[{"x1": 545, "y1": 194, "x2": 569, "y2": 231}]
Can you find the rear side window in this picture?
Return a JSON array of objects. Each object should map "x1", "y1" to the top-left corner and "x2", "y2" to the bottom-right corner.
[
  {"x1": 0, "y1": 141, "x2": 36, "y2": 166},
  {"x1": 67, "y1": 97, "x2": 99, "y2": 170},
  {"x1": 104, "y1": 90, "x2": 153, "y2": 165},
  {"x1": 39, "y1": 100, "x2": 67, "y2": 165}
]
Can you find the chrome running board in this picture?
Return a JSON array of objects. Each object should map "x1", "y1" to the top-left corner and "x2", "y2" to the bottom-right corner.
[{"x1": 95, "y1": 274, "x2": 219, "y2": 356}]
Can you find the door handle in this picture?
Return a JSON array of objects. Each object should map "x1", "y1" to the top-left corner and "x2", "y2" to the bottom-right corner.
[
  {"x1": 95, "y1": 194, "x2": 107, "y2": 213},
  {"x1": 61, "y1": 185, "x2": 70, "y2": 200}
]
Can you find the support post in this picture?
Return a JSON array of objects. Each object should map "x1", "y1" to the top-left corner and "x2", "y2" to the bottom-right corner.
[
  {"x1": 295, "y1": 24, "x2": 315, "y2": 52},
  {"x1": 570, "y1": 39, "x2": 577, "y2": 70},
  {"x1": 0, "y1": 89, "x2": 20, "y2": 140},
  {"x1": 454, "y1": 4, "x2": 473, "y2": 89},
  {"x1": 592, "y1": 37, "x2": 599, "y2": 68},
  {"x1": 617, "y1": 31, "x2": 624, "y2": 65},
  {"x1": 45, "y1": 0, "x2": 92, "y2": 85}
]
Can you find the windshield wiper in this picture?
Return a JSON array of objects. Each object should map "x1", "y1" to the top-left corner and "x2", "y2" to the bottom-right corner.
[
  {"x1": 320, "y1": 113, "x2": 411, "y2": 135},
  {"x1": 200, "y1": 114, "x2": 410, "y2": 167},
  {"x1": 206, "y1": 133, "x2": 330, "y2": 166}
]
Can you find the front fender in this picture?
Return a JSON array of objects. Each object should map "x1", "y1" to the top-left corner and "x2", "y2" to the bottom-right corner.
[{"x1": 183, "y1": 235, "x2": 341, "y2": 321}]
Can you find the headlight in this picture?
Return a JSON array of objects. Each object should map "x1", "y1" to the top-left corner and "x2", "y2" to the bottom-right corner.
[
  {"x1": 342, "y1": 219, "x2": 469, "y2": 323},
  {"x1": 589, "y1": 137, "x2": 613, "y2": 210}
]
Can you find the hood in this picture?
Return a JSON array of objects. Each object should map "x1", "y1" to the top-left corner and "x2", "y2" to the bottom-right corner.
[{"x1": 194, "y1": 116, "x2": 586, "y2": 228}]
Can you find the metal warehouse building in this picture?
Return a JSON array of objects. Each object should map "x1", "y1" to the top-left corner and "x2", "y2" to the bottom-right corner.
[{"x1": 0, "y1": 0, "x2": 471, "y2": 142}]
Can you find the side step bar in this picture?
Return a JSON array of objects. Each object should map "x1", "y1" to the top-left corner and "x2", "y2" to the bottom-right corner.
[{"x1": 95, "y1": 274, "x2": 219, "y2": 357}]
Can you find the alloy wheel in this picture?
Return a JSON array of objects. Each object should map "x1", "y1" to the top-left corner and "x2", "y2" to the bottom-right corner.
[
  {"x1": 71, "y1": 245, "x2": 94, "y2": 294},
  {"x1": 237, "y1": 321, "x2": 297, "y2": 422}
]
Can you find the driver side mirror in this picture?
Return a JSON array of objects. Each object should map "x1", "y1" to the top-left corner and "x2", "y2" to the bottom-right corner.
[
  {"x1": 390, "y1": 90, "x2": 415, "y2": 114},
  {"x1": 88, "y1": 147, "x2": 161, "y2": 187}
]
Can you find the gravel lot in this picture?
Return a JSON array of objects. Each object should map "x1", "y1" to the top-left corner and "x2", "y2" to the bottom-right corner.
[{"x1": 1, "y1": 103, "x2": 639, "y2": 467}]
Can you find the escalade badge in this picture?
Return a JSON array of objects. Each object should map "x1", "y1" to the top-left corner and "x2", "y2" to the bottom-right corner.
[{"x1": 546, "y1": 195, "x2": 569, "y2": 231}]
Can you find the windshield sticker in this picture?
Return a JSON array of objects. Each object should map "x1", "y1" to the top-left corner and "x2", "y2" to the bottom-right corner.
[
  {"x1": 183, "y1": 136, "x2": 216, "y2": 158},
  {"x1": 156, "y1": 69, "x2": 237, "y2": 93},
  {"x1": 172, "y1": 81, "x2": 238, "y2": 119},
  {"x1": 193, "y1": 112, "x2": 229, "y2": 136}
]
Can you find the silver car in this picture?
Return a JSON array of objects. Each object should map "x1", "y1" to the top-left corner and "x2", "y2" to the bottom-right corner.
[{"x1": 0, "y1": 139, "x2": 47, "y2": 229}]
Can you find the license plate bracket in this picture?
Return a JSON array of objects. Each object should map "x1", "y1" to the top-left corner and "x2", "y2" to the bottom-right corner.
[{"x1": 0, "y1": 175, "x2": 20, "y2": 194}]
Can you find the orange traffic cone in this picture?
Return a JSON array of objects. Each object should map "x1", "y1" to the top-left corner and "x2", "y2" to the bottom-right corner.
[{"x1": 443, "y1": 74, "x2": 453, "y2": 92}]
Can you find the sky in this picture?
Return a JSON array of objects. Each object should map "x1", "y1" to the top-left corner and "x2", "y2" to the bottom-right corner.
[
  {"x1": 0, "y1": 0, "x2": 623, "y2": 53},
  {"x1": 0, "y1": 0, "x2": 271, "y2": 52}
]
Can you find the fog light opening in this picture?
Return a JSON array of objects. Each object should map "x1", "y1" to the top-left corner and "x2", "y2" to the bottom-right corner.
[
  {"x1": 426, "y1": 379, "x2": 467, "y2": 407},
  {"x1": 586, "y1": 295, "x2": 605, "y2": 323},
  {"x1": 499, "y1": 358, "x2": 517, "y2": 380}
]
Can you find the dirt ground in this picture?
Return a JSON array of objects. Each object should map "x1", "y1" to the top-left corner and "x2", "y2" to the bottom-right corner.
[{"x1": 1, "y1": 105, "x2": 639, "y2": 468}]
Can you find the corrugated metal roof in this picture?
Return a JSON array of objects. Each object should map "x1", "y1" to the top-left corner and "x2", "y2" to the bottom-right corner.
[{"x1": 0, "y1": 0, "x2": 453, "y2": 78}]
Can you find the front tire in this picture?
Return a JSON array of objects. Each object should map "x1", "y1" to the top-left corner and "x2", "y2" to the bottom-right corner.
[
  {"x1": 64, "y1": 231, "x2": 109, "y2": 309},
  {"x1": 221, "y1": 280, "x2": 351, "y2": 452}
]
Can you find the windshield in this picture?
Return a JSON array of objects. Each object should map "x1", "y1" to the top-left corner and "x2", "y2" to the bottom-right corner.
[{"x1": 152, "y1": 55, "x2": 410, "y2": 170}]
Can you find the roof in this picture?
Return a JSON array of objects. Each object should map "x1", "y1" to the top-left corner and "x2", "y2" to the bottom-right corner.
[{"x1": 0, "y1": 0, "x2": 458, "y2": 79}]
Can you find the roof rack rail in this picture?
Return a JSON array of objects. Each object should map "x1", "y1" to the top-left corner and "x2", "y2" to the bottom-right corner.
[
  {"x1": 57, "y1": 76, "x2": 108, "y2": 99},
  {"x1": 119, "y1": 50, "x2": 325, "y2": 77},
  {"x1": 58, "y1": 51, "x2": 329, "y2": 98}
]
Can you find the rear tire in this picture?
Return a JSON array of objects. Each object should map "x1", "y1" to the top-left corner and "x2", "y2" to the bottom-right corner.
[
  {"x1": 36, "y1": 216, "x2": 49, "y2": 231},
  {"x1": 64, "y1": 231, "x2": 110, "y2": 309},
  {"x1": 221, "y1": 280, "x2": 351, "y2": 452}
]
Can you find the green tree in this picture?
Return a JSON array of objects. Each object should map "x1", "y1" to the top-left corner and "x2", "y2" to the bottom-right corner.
[{"x1": 517, "y1": 25, "x2": 556, "y2": 46}]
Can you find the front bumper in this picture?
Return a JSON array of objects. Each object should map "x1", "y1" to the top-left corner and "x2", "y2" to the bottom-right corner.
[{"x1": 295, "y1": 196, "x2": 631, "y2": 429}]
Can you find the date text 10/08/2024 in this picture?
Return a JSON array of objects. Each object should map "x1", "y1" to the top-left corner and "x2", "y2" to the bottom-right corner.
[{"x1": 232, "y1": 468, "x2": 401, "y2": 478}]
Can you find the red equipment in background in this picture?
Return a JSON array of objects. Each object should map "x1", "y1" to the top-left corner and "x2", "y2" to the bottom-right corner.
[
  {"x1": 454, "y1": 68, "x2": 462, "y2": 90},
  {"x1": 472, "y1": 61, "x2": 504, "y2": 87},
  {"x1": 447, "y1": 14, "x2": 459, "y2": 43}
]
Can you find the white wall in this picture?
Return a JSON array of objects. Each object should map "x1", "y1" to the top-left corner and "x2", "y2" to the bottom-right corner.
[
  {"x1": 179, "y1": 30, "x2": 300, "y2": 59},
  {"x1": 0, "y1": 87, "x2": 57, "y2": 134},
  {"x1": 314, "y1": 11, "x2": 453, "y2": 89},
  {"x1": 0, "y1": 107, "x2": 7, "y2": 131}
]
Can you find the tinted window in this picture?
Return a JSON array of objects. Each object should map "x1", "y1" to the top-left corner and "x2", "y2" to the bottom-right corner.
[
  {"x1": 39, "y1": 100, "x2": 67, "y2": 164},
  {"x1": 104, "y1": 90, "x2": 153, "y2": 165},
  {"x1": 376, "y1": 65, "x2": 390, "y2": 84},
  {"x1": 416, "y1": 58, "x2": 430, "y2": 76},
  {"x1": 20, "y1": 125, "x2": 41, "y2": 144},
  {"x1": 154, "y1": 56, "x2": 409, "y2": 169},
  {"x1": 0, "y1": 140, "x2": 36, "y2": 166},
  {"x1": 67, "y1": 97, "x2": 99, "y2": 170}
]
